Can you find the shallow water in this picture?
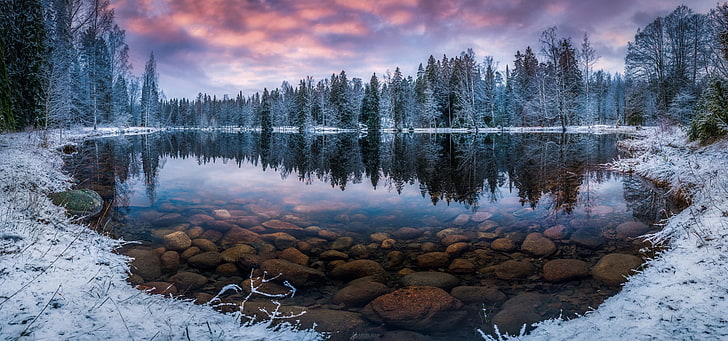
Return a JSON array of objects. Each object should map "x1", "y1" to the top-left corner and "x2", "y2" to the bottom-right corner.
[{"x1": 64, "y1": 131, "x2": 674, "y2": 340}]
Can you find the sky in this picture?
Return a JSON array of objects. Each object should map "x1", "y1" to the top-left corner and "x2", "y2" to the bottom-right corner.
[{"x1": 112, "y1": 0, "x2": 718, "y2": 99}]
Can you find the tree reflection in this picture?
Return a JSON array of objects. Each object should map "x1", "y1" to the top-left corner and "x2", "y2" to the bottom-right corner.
[{"x1": 66, "y1": 131, "x2": 641, "y2": 229}]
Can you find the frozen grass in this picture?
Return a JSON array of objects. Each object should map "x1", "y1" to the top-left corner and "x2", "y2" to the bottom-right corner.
[
  {"x1": 0, "y1": 128, "x2": 323, "y2": 340},
  {"x1": 483, "y1": 126, "x2": 728, "y2": 340}
]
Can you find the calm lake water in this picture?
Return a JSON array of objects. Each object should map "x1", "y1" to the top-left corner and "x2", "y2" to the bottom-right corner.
[{"x1": 65, "y1": 131, "x2": 674, "y2": 340}]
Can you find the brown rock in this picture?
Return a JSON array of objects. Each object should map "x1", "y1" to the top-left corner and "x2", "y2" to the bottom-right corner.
[
  {"x1": 448, "y1": 258, "x2": 476, "y2": 273},
  {"x1": 262, "y1": 219, "x2": 303, "y2": 231},
  {"x1": 333, "y1": 279, "x2": 390, "y2": 307},
  {"x1": 189, "y1": 214, "x2": 215, "y2": 225},
  {"x1": 370, "y1": 232, "x2": 391, "y2": 242},
  {"x1": 187, "y1": 251, "x2": 223, "y2": 269},
  {"x1": 445, "y1": 242, "x2": 469, "y2": 255},
  {"x1": 241, "y1": 276, "x2": 292, "y2": 297},
  {"x1": 278, "y1": 247, "x2": 309, "y2": 266},
  {"x1": 169, "y1": 271, "x2": 208, "y2": 291},
  {"x1": 490, "y1": 238, "x2": 517, "y2": 252},
  {"x1": 206, "y1": 220, "x2": 237, "y2": 232},
  {"x1": 318, "y1": 229, "x2": 339, "y2": 240},
  {"x1": 185, "y1": 226, "x2": 205, "y2": 239},
  {"x1": 126, "y1": 249, "x2": 161, "y2": 281},
  {"x1": 221, "y1": 227, "x2": 261, "y2": 246},
  {"x1": 401, "y1": 272, "x2": 459, "y2": 290},
  {"x1": 570, "y1": 229, "x2": 605, "y2": 249},
  {"x1": 200, "y1": 229, "x2": 223, "y2": 243},
  {"x1": 542, "y1": 259, "x2": 589, "y2": 282},
  {"x1": 330, "y1": 259, "x2": 386, "y2": 280},
  {"x1": 348, "y1": 244, "x2": 370, "y2": 258},
  {"x1": 520, "y1": 232, "x2": 557, "y2": 257},
  {"x1": 381, "y1": 238, "x2": 396, "y2": 249},
  {"x1": 180, "y1": 246, "x2": 201, "y2": 260},
  {"x1": 331, "y1": 236, "x2": 354, "y2": 250},
  {"x1": 384, "y1": 251, "x2": 405, "y2": 269},
  {"x1": 163, "y1": 231, "x2": 192, "y2": 251},
  {"x1": 215, "y1": 263, "x2": 239, "y2": 276},
  {"x1": 392, "y1": 227, "x2": 422, "y2": 239},
  {"x1": 491, "y1": 292, "x2": 561, "y2": 335},
  {"x1": 441, "y1": 234, "x2": 470, "y2": 246},
  {"x1": 191, "y1": 238, "x2": 218, "y2": 252},
  {"x1": 362, "y1": 286, "x2": 466, "y2": 332},
  {"x1": 234, "y1": 216, "x2": 263, "y2": 228},
  {"x1": 236, "y1": 254, "x2": 263, "y2": 271},
  {"x1": 420, "y1": 242, "x2": 438, "y2": 252},
  {"x1": 543, "y1": 224, "x2": 569, "y2": 240},
  {"x1": 260, "y1": 259, "x2": 324, "y2": 287},
  {"x1": 320, "y1": 250, "x2": 349, "y2": 261},
  {"x1": 616, "y1": 221, "x2": 650, "y2": 238},
  {"x1": 591, "y1": 253, "x2": 643, "y2": 285},
  {"x1": 220, "y1": 244, "x2": 256, "y2": 263},
  {"x1": 416, "y1": 252, "x2": 450, "y2": 269},
  {"x1": 160, "y1": 251, "x2": 180, "y2": 273},
  {"x1": 453, "y1": 214, "x2": 471, "y2": 226},
  {"x1": 492, "y1": 260, "x2": 537, "y2": 280},
  {"x1": 450, "y1": 286, "x2": 506, "y2": 304},
  {"x1": 213, "y1": 209, "x2": 232, "y2": 220},
  {"x1": 471, "y1": 211, "x2": 494, "y2": 222}
]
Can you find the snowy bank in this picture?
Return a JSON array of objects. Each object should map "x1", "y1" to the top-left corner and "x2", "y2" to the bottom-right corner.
[
  {"x1": 0, "y1": 129, "x2": 323, "y2": 340},
  {"x1": 488, "y1": 127, "x2": 728, "y2": 340}
]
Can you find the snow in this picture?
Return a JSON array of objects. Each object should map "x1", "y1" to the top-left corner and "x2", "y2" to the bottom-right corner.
[
  {"x1": 484, "y1": 126, "x2": 728, "y2": 340},
  {"x1": 0, "y1": 128, "x2": 324, "y2": 340},
  {"x1": 2, "y1": 126, "x2": 726, "y2": 340}
]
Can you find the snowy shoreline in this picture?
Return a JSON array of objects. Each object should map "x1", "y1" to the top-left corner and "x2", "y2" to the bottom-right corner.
[{"x1": 1, "y1": 127, "x2": 726, "y2": 340}]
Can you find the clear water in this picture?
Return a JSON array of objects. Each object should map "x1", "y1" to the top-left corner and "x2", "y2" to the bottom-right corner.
[{"x1": 64, "y1": 131, "x2": 674, "y2": 340}]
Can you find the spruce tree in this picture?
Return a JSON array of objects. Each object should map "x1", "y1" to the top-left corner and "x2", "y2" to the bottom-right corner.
[{"x1": 0, "y1": 34, "x2": 14, "y2": 131}]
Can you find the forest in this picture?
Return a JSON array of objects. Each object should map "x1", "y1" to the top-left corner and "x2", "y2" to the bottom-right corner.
[{"x1": 1, "y1": 2, "x2": 727, "y2": 140}]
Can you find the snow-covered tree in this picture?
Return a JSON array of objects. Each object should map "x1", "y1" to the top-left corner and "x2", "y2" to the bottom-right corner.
[{"x1": 140, "y1": 52, "x2": 159, "y2": 127}]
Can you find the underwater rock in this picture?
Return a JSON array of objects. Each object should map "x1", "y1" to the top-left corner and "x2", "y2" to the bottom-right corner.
[
  {"x1": 362, "y1": 286, "x2": 466, "y2": 332},
  {"x1": 591, "y1": 253, "x2": 643, "y2": 285}
]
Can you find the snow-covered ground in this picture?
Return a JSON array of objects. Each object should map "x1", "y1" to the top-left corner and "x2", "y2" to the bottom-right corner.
[
  {"x1": 487, "y1": 126, "x2": 728, "y2": 340},
  {"x1": 1, "y1": 126, "x2": 726, "y2": 340},
  {"x1": 0, "y1": 128, "x2": 323, "y2": 340}
]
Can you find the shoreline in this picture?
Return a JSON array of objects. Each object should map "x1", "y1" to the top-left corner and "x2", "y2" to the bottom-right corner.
[{"x1": 2, "y1": 126, "x2": 726, "y2": 340}]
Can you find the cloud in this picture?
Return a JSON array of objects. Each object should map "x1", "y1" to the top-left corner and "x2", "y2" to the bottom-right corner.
[{"x1": 111, "y1": 0, "x2": 718, "y2": 98}]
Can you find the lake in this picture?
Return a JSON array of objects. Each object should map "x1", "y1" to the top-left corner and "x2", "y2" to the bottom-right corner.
[{"x1": 63, "y1": 130, "x2": 675, "y2": 340}]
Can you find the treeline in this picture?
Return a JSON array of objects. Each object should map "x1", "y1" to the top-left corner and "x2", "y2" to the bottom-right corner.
[
  {"x1": 0, "y1": 0, "x2": 159, "y2": 132},
  {"x1": 2, "y1": 3, "x2": 727, "y2": 139},
  {"x1": 158, "y1": 4, "x2": 728, "y2": 133}
]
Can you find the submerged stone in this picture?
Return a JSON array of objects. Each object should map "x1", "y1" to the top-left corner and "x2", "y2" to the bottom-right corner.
[
  {"x1": 362, "y1": 286, "x2": 466, "y2": 332},
  {"x1": 591, "y1": 253, "x2": 643, "y2": 285}
]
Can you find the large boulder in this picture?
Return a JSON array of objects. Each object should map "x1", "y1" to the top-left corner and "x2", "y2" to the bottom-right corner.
[
  {"x1": 591, "y1": 253, "x2": 643, "y2": 285},
  {"x1": 49, "y1": 189, "x2": 103, "y2": 217},
  {"x1": 362, "y1": 286, "x2": 466, "y2": 332}
]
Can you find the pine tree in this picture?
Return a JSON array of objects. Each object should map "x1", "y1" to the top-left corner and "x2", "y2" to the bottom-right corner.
[
  {"x1": 1, "y1": 0, "x2": 47, "y2": 130},
  {"x1": 259, "y1": 88, "x2": 272, "y2": 132},
  {"x1": 0, "y1": 34, "x2": 14, "y2": 131},
  {"x1": 140, "y1": 52, "x2": 159, "y2": 127},
  {"x1": 361, "y1": 73, "x2": 380, "y2": 131}
]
